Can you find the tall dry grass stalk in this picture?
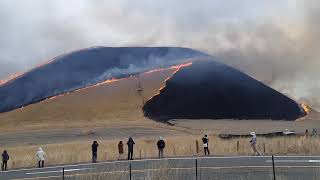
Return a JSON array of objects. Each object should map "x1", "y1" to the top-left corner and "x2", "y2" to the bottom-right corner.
[{"x1": 4, "y1": 135, "x2": 320, "y2": 169}]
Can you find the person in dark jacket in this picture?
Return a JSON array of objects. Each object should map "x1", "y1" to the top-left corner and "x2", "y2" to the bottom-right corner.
[
  {"x1": 118, "y1": 141, "x2": 124, "y2": 160},
  {"x1": 127, "y1": 137, "x2": 135, "y2": 160},
  {"x1": 2, "y1": 150, "x2": 9, "y2": 171},
  {"x1": 202, "y1": 135, "x2": 210, "y2": 156},
  {"x1": 92, "y1": 141, "x2": 99, "y2": 163},
  {"x1": 157, "y1": 137, "x2": 166, "y2": 158}
]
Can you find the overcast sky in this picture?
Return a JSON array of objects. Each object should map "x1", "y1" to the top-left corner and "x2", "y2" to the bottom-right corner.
[{"x1": 0, "y1": 0, "x2": 319, "y2": 109}]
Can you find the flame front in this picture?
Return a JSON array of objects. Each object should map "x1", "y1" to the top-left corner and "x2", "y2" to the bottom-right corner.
[
  {"x1": 301, "y1": 103, "x2": 310, "y2": 114},
  {"x1": 148, "y1": 62, "x2": 193, "y2": 99},
  {"x1": 8, "y1": 62, "x2": 193, "y2": 112},
  {"x1": 0, "y1": 73, "x2": 22, "y2": 86}
]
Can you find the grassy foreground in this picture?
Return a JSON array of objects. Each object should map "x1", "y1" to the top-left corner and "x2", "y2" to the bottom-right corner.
[{"x1": 4, "y1": 135, "x2": 320, "y2": 169}]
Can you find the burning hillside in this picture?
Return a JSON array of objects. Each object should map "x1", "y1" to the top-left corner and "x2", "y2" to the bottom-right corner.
[
  {"x1": 0, "y1": 47, "x2": 207, "y2": 113},
  {"x1": 143, "y1": 60, "x2": 306, "y2": 121}
]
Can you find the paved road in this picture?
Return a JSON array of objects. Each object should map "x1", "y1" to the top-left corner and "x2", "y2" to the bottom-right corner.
[{"x1": 1, "y1": 156, "x2": 320, "y2": 180}]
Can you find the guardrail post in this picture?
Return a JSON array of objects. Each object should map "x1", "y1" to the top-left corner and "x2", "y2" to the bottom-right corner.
[
  {"x1": 237, "y1": 141, "x2": 239, "y2": 152},
  {"x1": 196, "y1": 140, "x2": 199, "y2": 154},
  {"x1": 195, "y1": 158, "x2": 198, "y2": 180},
  {"x1": 129, "y1": 163, "x2": 132, "y2": 180},
  {"x1": 272, "y1": 155, "x2": 276, "y2": 180},
  {"x1": 62, "y1": 167, "x2": 65, "y2": 180},
  {"x1": 263, "y1": 143, "x2": 266, "y2": 154}
]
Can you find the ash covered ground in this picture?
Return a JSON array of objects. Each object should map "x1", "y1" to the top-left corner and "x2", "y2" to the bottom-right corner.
[{"x1": 143, "y1": 60, "x2": 305, "y2": 121}]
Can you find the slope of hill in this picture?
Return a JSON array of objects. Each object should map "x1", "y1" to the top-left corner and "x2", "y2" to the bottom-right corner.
[
  {"x1": 0, "y1": 68, "x2": 175, "y2": 133},
  {"x1": 143, "y1": 60, "x2": 306, "y2": 121},
  {"x1": 0, "y1": 47, "x2": 207, "y2": 113}
]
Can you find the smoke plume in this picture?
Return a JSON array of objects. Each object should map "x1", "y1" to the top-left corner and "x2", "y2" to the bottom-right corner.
[{"x1": 0, "y1": 0, "x2": 319, "y2": 110}]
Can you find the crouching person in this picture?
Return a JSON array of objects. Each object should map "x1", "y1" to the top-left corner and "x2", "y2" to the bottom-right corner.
[
  {"x1": 157, "y1": 137, "x2": 165, "y2": 158},
  {"x1": 36, "y1": 147, "x2": 45, "y2": 168}
]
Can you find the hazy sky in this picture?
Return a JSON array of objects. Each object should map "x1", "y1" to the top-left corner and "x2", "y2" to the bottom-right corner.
[{"x1": 0, "y1": 0, "x2": 319, "y2": 109}]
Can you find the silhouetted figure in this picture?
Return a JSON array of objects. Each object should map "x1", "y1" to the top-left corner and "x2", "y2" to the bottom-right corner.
[
  {"x1": 92, "y1": 141, "x2": 99, "y2": 163},
  {"x1": 2, "y1": 150, "x2": 9, "y2": 171},
  {"x1": 36, "y1": 147, "x2": 45, "y2": 168},
  {"x1": 312, "y1": 128, "x2": 318, "y2": 135},
  {"x1": 202, "y1": 135, "x2": 210, "y2": 156},
  {"x1": 250, "y1": 132, "x2": 260, "y2": 156},
  {"x1": 127, "y1": 137, "x2": 135, "y2": 160},
  {"x1": 157, "y1": 137, "x2": 166, "y2": 158},
  {"x1": 118, "y1": 141, "x2": 124, "y2": 160}
]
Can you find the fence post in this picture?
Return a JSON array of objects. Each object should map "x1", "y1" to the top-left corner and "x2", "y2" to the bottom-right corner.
[
  {"x1": 263, "y1": 143, "x2": 266, "y2": 154},
  {"x1": 173, "y1": 145, "x2": 176, "y2": 156},
  {"x1": 62, "y1": 167, "x2": 65, "y2": 180},
  {"x1": 195, "y1": 158, "x2": 198, "y2": 180},
  {"x1": 272, "y1": 155, "x2": 276, "y2": 180},
  {"x1": 237, "y1": 141, "x2": 239, "y2": 152},
  {"x1": 196, "y1": 140, "x2": 199, "y2": 154},
  {"x1": 129, "y1": 163, "x2": 132, "y2": 180},
  {"x1": 140, "y1": 149, "x2": 142, "y2": 159}
]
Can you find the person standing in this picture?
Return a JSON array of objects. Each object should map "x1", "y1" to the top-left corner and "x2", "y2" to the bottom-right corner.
[
  {"x1": 1, "y1": 150, "x2": 9, "y2": 171},
  {"x1": 157, "y1": 137, "x2": 166, "y2": 158},
  {"x1": 202, "y1": 135, "x2": 210, "y2": 156},
  {"x1": 36, "y1": 147, "x2": 45, "y2": 168},
  {"x1": 250, "y1": 132, "x2": 260, "y2": 156},
  {"x1": 127, "y1": 137, "x2": 135, "y2": 160},
  {"x1": 92, "y1": 141, "x2": 99, "y2": 163},
  {"x1": 118, "y1": 141, "x2": 124, "y2": 160}
]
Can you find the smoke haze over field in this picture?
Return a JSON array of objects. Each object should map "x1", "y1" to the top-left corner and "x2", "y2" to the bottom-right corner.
[{"x1": 0, "y1": 0, "x2": 319, "y2": 110}]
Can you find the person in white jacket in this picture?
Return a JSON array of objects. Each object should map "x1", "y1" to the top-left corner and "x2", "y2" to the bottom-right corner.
[
  {"x1": 36, "y1": 147, "x2": 45, "y2": 168},
  {"x1": 249, "y1": 132, "x2": 260, "y2": 156}
]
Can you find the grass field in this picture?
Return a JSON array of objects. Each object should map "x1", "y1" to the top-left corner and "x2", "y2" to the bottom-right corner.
[{"x1": 4, "y1": 135, "x2": 320, "y2": 169}]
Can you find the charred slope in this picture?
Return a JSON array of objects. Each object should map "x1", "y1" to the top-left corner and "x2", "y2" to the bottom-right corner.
[
  {"x1": 143, "y1": 60, "x2": 305, "y2": 121},
  {"x1": 0, "y1": 47, "x2": 207, "y2": 113}
]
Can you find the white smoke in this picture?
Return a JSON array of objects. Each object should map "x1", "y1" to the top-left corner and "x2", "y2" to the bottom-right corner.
[{"x1": 0, "y1": 0, "x2": 319, "y2": 110}]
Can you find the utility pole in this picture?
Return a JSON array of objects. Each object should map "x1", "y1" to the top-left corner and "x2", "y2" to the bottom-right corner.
[{"x1": 136, "y1": 76, "x2": 145, "y2": 107}]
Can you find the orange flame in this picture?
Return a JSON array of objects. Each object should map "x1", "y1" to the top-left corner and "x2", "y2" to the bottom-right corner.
[
  {"x1": 301, "y1": 103, "x2": 310, "y2": 114},
  {"x1": 149, "y1": 62, "x2": 193, "y2": 99},
  {"x1": 9, "y1": 62, "x2": 193, "y2": 112},
  {"x1": 0, "y1": 73, "x2": 22, "y2": 86},
  {"x1": 0, "y1": 47, "x2": 102, "y2": 87}
]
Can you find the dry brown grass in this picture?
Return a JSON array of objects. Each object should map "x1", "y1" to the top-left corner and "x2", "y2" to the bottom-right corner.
[
  {"x1": 0, "y1": 69, "x2": 174, "y2": 133},
  {"x1": 4, "y1": 135, "x2": 320, "y2": 169}
]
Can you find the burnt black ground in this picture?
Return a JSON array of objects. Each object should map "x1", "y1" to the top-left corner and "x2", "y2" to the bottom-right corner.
[
  {"x1": 143, "y1": 60, "x2": 305, "y2": 121},
  {"x1": 0, "y1": 47, "x2": 206, "y2": 113}
]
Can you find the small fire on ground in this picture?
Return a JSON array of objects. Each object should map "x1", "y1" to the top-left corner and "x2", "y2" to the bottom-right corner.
[
  {"x1": 301, "y1": 103, "x2": 310, "y2": 114},
  {"x1": 0, "y1": 73, "x2": 22, "y2": 86}
]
